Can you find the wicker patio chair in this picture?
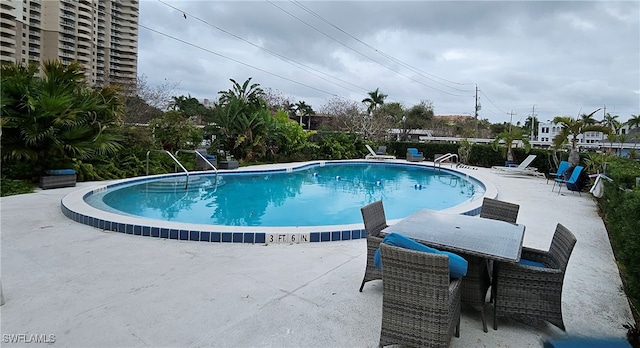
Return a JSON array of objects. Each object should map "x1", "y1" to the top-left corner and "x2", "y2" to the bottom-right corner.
[
  {"x1": 358, "y1": 200, "x2": 388, "y2": 292},
  {"x1": 479, "y1": 197, "x2": 520, "y2": 224},
  {"x1": 378, "y1": 243, "x2": 462, "y2": 348},
  {"x1": 454, "y1": 198, "x2": 521, "y2": 332},
  {"x1": 493, "y1": 223, "x2": 577, "y2": 330}
]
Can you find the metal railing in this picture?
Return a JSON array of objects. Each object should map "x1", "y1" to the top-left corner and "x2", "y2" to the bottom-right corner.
[
  {"x1": 434, "y1": 153, "x2": 459, "y2": 169},
  {"x1": 146, "y1": 150, "x2": 190, "y2": 189},
  {"x1": 175, "y1": 149, "x2": 218, "y2": 188}
]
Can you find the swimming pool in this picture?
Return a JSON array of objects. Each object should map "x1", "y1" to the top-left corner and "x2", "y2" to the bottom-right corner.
[{"x1": 61, "y1": 160, "x2": 495, "y2": 244}]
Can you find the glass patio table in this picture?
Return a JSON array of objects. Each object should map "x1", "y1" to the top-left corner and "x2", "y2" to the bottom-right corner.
[{"x1": 381, "y1": 209, "x2": 525, "y2": 262}]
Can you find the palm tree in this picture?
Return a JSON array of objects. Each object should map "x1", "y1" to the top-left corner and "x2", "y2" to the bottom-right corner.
[
  {"x1": 294, "y1": 101, "x2": 314, "y2": 128},
  {"x1": 218, "y1": 77, "x2": 265, "y2": 106},
  {"x1": 1, "y1": 60, "x2": 123, "y2": 175},
  {"x1": 209, "y1": 78, "x2": 270, "y2": 161},
  {"x1": 523, "y1": 115, "x2": 539, "y2": 139},
  {"x1": 492, "y1": 128, "x2": 531, "y2": 163},
  {"x1": 581, "y1": 112, "x2": 598, "y2": 125},
  {"x1": 362, "y1": 88, "x2": 387, "y2": 115},
  {"x1": 602, "y1": 113, "x2": 621, "y2": 133},
  {"x1": 552, "y1": 109, "x2": 611, "y2": 166},
  {"x1": 627, "y1": 114, "x2": 640, "y2": 129}
]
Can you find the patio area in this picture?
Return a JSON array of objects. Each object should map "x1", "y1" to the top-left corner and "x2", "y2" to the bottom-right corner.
[{"x1": 0, "y1": 164, "x2": 633, "y2": 347}]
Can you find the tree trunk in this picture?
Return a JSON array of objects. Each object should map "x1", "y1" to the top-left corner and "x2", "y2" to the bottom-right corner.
[{"x1": 568, "y1": 149, "x2": 580, "y2": 167}]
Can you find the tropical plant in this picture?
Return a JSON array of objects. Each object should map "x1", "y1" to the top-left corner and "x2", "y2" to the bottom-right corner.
[
  {"x1": 581, "y1": 111, "x2": 599, "y2": 125},
  {"x1": 1, "y1": 60, "x2": 124, "y2": 178},
  {"x1": 603, "y1": 113, "x2": 621, "y2": 133},
  {"x1": 294, "y1": 100, "x2": 314, "y2": 129},
  {"x1": 491, "y1": 128, "x2": 531, "y2": 163},
  {"x1": 362, "y1": 87, "x2": 387, "y2": 114},
  {"x1": 552, "y1": 109, "x2": 612, "y2": 166},
  {"x1": 218, "y1": 77, "x2": 264, "y2": 106},
  {"x1": 148, "y1": 110, "x2": 203, "y2": 153},
  {"x1": 265, "y1": 109, "x2": 316, "y2": 161},
  {"x1": 627, "y1": 114, "x2": 640, "y2": 129},
  {"x1": 206, "y1": 78, "x2": 271, "y2": 161},
  {"x1": 523, "y1": 115, "x2": 539, "y2": 138}
]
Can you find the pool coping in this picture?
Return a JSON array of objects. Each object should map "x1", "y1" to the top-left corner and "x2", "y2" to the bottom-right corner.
[{"x1": 60, "y1": 160, "x2": 497, "y2": 244}]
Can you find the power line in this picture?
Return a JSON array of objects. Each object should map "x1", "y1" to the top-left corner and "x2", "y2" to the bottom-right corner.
[
  {"x1": 290, "y1": 0, "x2": 474, "y2": 93},
  {"x1": 479, "y1": 89, "x2": 509, "y2": 115},
  {"x1": 156, "y1": 0, "x2": 369, "y2": 96},
  {"x1": 138, "y1": 24, "x2": 345, "y2": 100},
  {"x1": 267, "y1": 1, "x2": 472, "y2": 98}
]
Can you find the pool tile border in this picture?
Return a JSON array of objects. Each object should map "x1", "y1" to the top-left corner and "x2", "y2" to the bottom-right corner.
[{"x1": 60, "y1": 160, "x2": 494, "y2": 245}]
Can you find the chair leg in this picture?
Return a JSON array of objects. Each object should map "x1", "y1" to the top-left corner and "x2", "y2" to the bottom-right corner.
[
  {"x1": 359, "y1": 278, "x2": 366, "y2": 292},
  {"x1": 480, "y1": 307, "x2": 488, "y2": 333},
  {"x1": 455, "y1": 319, "x2": 460, "y2": 337}
]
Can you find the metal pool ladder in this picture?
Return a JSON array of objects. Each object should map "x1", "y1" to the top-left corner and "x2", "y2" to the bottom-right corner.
[
  {"x1": 146, "y1": 150, "x2": 220, "y2": 190},
  {"x1": 434, "y1": 153, "x2": 459, "y2": 170},
  {"x1": 146, "y1": 150, "x2": 191, "y2": 189}
]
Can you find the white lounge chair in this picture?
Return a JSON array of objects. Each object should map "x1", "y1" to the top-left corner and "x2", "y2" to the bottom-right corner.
[
  {"x1": 365, "y1": 145, "x2": 396, "y2": 160},
  {"x1": 491, "y1": 155, "x2": 543, "y2": 177}
]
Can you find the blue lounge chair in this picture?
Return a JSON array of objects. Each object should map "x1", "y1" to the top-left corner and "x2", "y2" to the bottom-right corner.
[
  {"x1": 406, "y1": 148, "x2": 424, "y2": 162},
  {"x1": 555, "y1": 165, "x2": 583, "y2": 195},
  {"x1": 549, "y1": 161, "x2": 570, "y2": 186}
]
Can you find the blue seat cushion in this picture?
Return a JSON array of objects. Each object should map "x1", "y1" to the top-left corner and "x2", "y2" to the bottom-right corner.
[
  {"x1": 519, "y1": 259, "x2": 547, "y2": 268},
  {"x1": 45, "y1": 169, "x2": 76, "y2": 175},
  {"x1": 374, "y1": 232, "x2": 468, "y2": 278},
  {"x1": 543, "y1": 337, "x2": 631, "y2": 348}
]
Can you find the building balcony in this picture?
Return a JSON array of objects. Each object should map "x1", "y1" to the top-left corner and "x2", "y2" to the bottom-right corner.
[
  {"x1": 77, "y1": 16, "x2": 92, "y2": 26},
  {"x1": 0, "y1": 26, "x2": 16, "y2": 36},
  {"x1": 1, "y1": 46, "x2": 16, "y2": 55},
  {"x1": 59, "y1": 43, "x2": 74, "y2": 51}
]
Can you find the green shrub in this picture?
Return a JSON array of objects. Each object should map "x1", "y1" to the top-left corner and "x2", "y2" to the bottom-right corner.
[
  {"x1": 1, "y1": 178, "x2": 34, "y2": 197},
  {"x1": 598, "y1": 157, "x2": 640, "y2": 320},
  {"x1": 311, "y1": 131, "x2": 362, "y2": 160}
]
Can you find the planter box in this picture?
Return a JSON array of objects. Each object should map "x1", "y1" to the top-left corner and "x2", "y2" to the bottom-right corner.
[
  {"x1": 40, "y1": 174, "x2": 76, "y2": 189},
  {"x1": 218, "y1": 160, "x2": 239, "y2": 170}
]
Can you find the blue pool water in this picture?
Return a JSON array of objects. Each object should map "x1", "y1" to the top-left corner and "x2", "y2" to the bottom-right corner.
[{"x1": 85, "y1": 162, "x2": 484, "y2": 227}]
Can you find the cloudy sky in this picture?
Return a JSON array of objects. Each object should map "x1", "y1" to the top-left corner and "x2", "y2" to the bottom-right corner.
[{"x1": 137, "y1": 1, "x2": 639, "y2": 124}]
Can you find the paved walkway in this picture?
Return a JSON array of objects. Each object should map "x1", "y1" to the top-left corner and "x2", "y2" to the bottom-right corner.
[{"x1": 0, "y1": 165, "x2": 633, "y2": 347}]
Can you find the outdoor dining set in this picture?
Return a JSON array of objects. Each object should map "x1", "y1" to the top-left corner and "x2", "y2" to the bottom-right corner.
[{"x1": 359, "y1": 198, "x2": 578, "y2": 348}]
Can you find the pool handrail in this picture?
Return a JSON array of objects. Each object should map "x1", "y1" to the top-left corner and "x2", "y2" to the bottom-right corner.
[
  {"x1": 434, "y1": 153, "x2": 459, "y2": 169},
  {"x1": 176, "y1": 149, "x2": 219, "y2": 190},
  {"x1": 146, "y1": 150, "x2": 190, "y2": 189}
]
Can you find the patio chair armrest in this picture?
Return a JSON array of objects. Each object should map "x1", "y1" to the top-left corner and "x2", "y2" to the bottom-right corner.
[
  {"x1": 501, "y1": 260, "x2": 564, "y2": 279},
  {"x1": 521, "y1": 247, "x2": 561, "y2": 268}
]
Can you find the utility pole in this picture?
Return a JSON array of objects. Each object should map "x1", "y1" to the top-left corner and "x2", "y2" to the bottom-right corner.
[
  {"x1": 508, "y1": 110, "x2": 516, "y2": 132},
  {"x1": 530, "y1": 105, "x2": 537, "y2": 140},
  {"x1": 474, "y1": 84, "x2": 480, "y2": 138}
]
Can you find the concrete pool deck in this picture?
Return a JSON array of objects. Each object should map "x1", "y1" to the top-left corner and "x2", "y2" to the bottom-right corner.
[{"x1": 0, "y1": 164, "x2": 634, "y2": 347}]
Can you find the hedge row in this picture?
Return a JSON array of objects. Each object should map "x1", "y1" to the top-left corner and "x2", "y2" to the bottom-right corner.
[{"x1": 599, "y1": 157, "x2": 640, "y2": 319}]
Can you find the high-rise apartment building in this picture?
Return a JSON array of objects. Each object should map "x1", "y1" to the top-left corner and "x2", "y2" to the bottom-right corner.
[{"x1": 0, "y1": 0, "x2": 138, "y2": 93}]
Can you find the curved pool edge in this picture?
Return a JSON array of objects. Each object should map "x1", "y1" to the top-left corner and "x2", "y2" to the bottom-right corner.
[{"x1": 61, "y1": 160, "x2": 497, "y2": 244}]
